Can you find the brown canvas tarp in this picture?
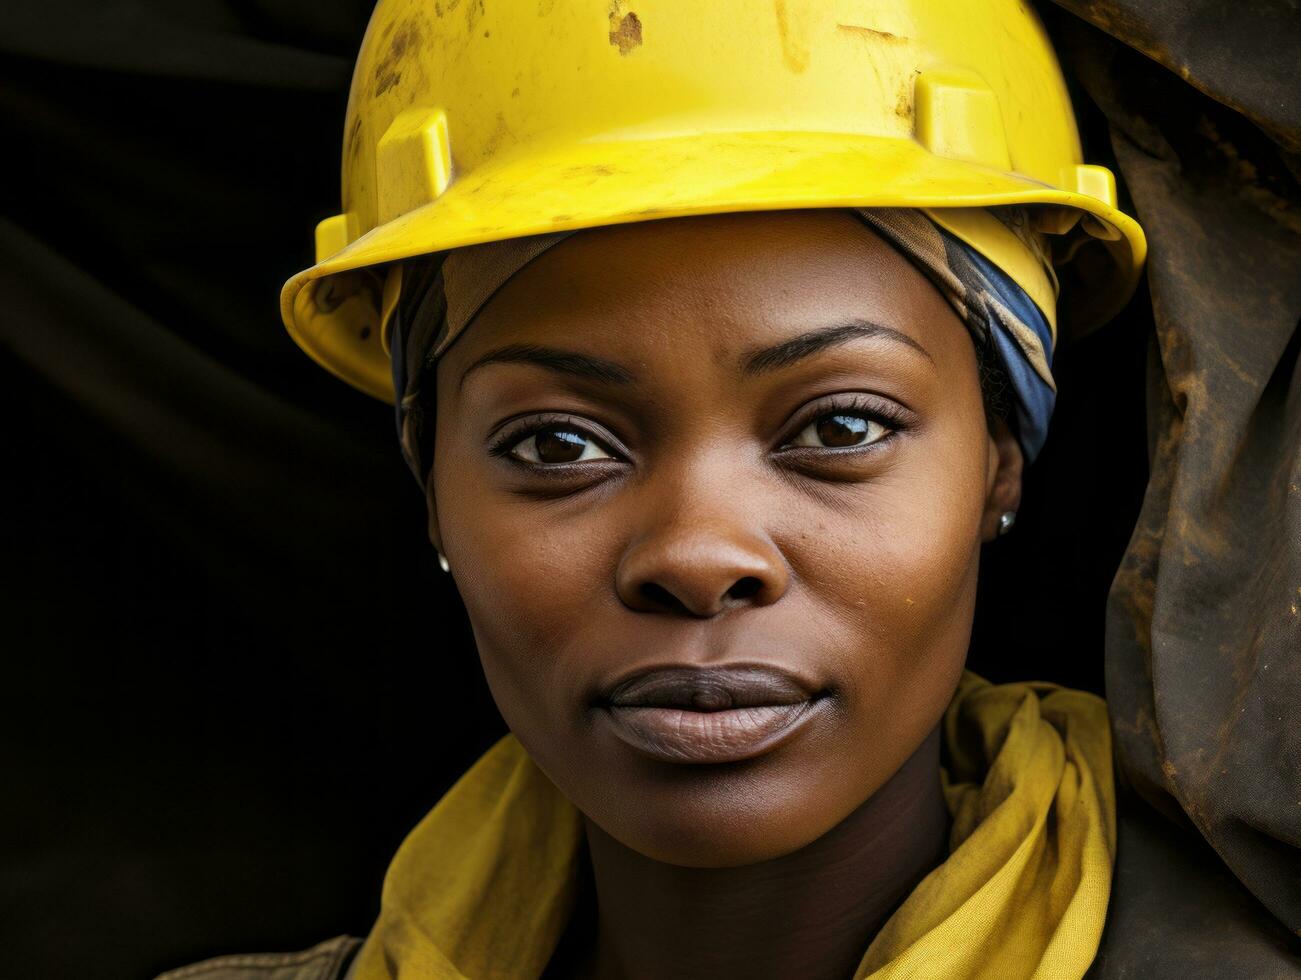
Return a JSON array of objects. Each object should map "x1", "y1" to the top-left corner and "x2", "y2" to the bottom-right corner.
[{"x1": 1044, "y1": 1, "x2": 1301, "y2": 971}]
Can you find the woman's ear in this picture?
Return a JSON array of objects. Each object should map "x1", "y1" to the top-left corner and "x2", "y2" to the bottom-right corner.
[{"x1": 981, "y1": 418, "x2": 1024, "y2": 543}]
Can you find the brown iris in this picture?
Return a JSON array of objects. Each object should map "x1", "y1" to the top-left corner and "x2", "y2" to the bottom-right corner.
[
  {"x1": 817, "y1": 414, "x2": 871, "y2": 447},
  {"x1": 535, "y1": 427, "x2": 589, "y2": 463}
]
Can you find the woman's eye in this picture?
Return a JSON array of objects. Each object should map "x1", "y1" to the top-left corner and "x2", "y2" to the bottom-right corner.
[
  {"x1": 508, "y1": 426, "x2": 615, "y2": 464},
  {"x1": 788, "y1": 412, "x2": 890, "y2": 449}
]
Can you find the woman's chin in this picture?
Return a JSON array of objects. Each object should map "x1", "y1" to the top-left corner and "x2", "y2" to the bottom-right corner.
[{"x1": 570, "y1": 748, "x2": 877, "y2": 869}]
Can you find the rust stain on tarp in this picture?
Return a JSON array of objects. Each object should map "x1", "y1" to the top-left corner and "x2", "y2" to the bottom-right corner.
[
  {"x1": 608, "y1": 3, "x2": 642, "y2": 55},
  {"x1": 1194, "y1": 115, "x2": 1301, "y2": 234}
]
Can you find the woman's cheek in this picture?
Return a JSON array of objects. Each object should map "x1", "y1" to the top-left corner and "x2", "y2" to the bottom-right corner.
[
  {"x1": 796, "y1": 460, "x2": 983, "y2": 687},
  {"x1": 450, "y1": 494, "x2": 613, "y2": 716}
]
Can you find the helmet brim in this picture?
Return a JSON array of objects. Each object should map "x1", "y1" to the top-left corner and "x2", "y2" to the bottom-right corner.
[{"x1": 283, "y1": 131, "x2": 1146, "y2": 402}]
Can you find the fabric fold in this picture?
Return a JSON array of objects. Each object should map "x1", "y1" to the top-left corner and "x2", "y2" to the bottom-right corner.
[{"x1": 854, "y1": 676, "x2": 1115, "y2": 978}]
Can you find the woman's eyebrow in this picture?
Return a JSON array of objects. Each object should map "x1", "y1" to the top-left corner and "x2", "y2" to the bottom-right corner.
[
  {"x1": 741, "y1": 320, "x2": 934, "y2": 375},
  {"x1": 458, "y1": 343, "x2": 636, "y2": 390}
]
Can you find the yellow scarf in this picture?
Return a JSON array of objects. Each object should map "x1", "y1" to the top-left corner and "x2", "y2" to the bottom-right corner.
[{"x1": 351, "y1": 672, "x2": 1115, "y2": 979}]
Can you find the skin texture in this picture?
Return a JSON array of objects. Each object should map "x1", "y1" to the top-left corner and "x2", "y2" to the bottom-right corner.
[{"x1": 426, "y1": 209, "x2": 1023, "y2": 978}]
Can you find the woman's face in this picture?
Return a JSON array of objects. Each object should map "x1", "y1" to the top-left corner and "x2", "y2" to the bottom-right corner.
[{"x1": 430, "y1": 209, "x2": 1020, "y2": 867}]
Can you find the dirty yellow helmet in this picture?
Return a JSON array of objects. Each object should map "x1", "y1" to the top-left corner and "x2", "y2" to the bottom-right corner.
[{"x1": 282, "y1": 0, "x2": 1147, "y2": 401}]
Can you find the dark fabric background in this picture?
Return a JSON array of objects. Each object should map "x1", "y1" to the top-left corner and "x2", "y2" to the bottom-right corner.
[
  {"x1": 1045, "y1": 0, "x2": 1301, "y2": 948},
  {"x1": 0, "y1": 3, "x2": 1293, "y2": 979}
]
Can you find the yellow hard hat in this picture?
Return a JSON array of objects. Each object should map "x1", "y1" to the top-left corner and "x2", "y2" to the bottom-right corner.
[{"x1": 282, "y1": 0, "x2": 1147, "y2": 402}]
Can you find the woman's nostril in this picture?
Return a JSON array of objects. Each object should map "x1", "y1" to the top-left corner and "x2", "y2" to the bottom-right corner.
[
  {"x1": 639, "y1": 582, "x2": 684, "y2": 610},
  {"x1": 728, "y1": 576, "x2": 763, "y2": 601},
  {"x1": 633, "y1": 574, "x2": 770, "y2": 615}
]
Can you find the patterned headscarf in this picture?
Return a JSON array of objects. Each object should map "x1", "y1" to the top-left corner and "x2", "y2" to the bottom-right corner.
[{"x1": 390, "y1": 207, "x2": 1057, "y2": 484}]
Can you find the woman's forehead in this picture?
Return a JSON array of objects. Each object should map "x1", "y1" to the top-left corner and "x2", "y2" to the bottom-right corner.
[{"x1": 438, "y1": 209, "x2": 964, "y2": 369}]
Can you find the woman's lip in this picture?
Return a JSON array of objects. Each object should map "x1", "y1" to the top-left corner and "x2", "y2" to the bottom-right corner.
[
  {"x1": 603, "y1": 664, "x2": 817, "y2": 710},
  {"x1": 602, "y1": 701, "x2": 821, "y2": 765},
  {"x1": 597, "y1": 664, "x2": 825, "y2": 765}
]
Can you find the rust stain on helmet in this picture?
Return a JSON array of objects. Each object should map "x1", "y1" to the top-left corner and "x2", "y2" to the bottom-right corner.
[{"x1": 608, "y1": 4, "x2": 642, "y2": 55}]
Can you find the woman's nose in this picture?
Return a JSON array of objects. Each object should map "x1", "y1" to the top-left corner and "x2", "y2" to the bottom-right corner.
[{"x1": 614, "y1": 506, "x2": 790, "y2": 617}]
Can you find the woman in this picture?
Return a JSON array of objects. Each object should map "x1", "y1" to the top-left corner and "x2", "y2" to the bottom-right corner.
[{"x1": 163, "y1": 1, "x2": 1148, "y2": 976}]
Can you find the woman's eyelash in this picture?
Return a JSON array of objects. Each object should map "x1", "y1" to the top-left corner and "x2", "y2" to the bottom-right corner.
[
  {"x1": 487, "y1": 394, "x2": 911, "y2": 464},
  {"x1": 486, "y1": 414, "x2": 612, "y2": 460},
  {"x1": 785, "y1": 395, "x2": 912, "y2": 440}
]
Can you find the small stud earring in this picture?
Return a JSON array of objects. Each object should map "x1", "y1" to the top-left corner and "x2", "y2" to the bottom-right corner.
[
  {"x1": 997, "y1": 511, "x2": 1017, "y2": 536},
  {"x1": 437, "y1": 552, "x2": 451, "y2": 573}
]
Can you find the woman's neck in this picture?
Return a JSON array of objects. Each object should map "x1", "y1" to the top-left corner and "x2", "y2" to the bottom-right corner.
[{"x1": 562, "y1": 726, "x2": 949, "y2": 980}]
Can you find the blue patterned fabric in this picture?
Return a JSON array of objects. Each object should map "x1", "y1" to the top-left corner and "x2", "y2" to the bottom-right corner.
[{"x1": 950, "y1": 240, "x2": 1056, "y2": 461}]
